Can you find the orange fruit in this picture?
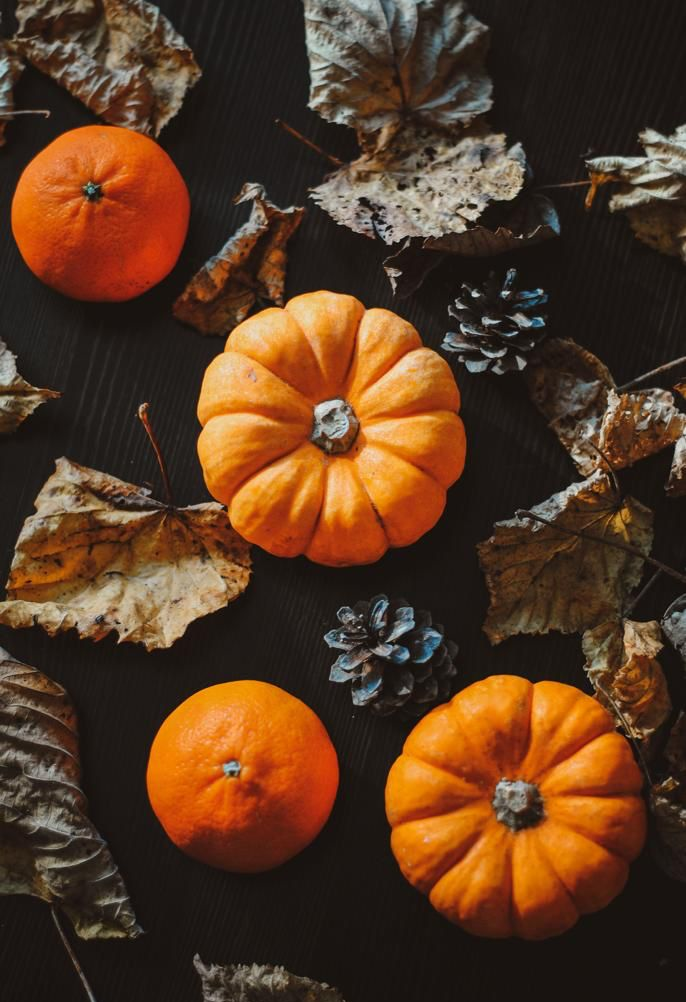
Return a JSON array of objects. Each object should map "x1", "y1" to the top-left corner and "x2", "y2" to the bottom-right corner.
[
  {"x1": 11, "y1": 125, "x2": 190, "y2": 302},
  {"x1": 146, "y1": 680, "x2": 339, "y2": 872}
]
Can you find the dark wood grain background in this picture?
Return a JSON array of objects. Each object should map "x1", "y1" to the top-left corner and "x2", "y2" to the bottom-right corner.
[{"x1": 1, "y1": 2, "x2": 686, "y2": 1000}]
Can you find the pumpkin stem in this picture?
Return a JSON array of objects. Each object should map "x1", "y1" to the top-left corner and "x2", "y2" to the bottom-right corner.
[
  {"x1": 82, "y1": 180, "x2": 103, "y2": 202},
  {"x1": 311, "y1": 398, "x2": 360, "y2": 454},
  {"x1": 50, "y1": 906, "x2": 99, "y2": 1002},
  {"x1": 223, "y1": 760, "x2": 242, "y2": 778},
  {"x1": 492, "y1": 779, "x2": 545, "y2": 831},
  {"x1": 137, "y1": 403, "x2": 175, "y2": 507}
]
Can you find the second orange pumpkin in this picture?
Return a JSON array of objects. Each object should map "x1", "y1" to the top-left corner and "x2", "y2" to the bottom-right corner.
[{"x1": 197, "y1": 291, "x2": 466, "y2": 566}]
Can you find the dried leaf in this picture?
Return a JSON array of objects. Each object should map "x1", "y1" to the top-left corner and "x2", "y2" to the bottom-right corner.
[
  {"x1": 525, "y1": 338, "x2": 686, "y2": 475},
  {"x1": 304, "y1": 0, "x2": 492, "y2": 140},
  {"x1": 194, "y1": 956, "x2": 346, "y2": 1002},
  {"x1": 666, "y1": 435, "x2": 686, "y2": 496},
  {"x1": 478, "y1": 471, "x2": 653, "y2": 645},
  {"x1": 0, "y1": 647, "x2": 141, "y2": 938},
  {"x1": 0, "y1": 457, "x2": 251, "y2": 651},
  {"x1": 13, "y1": 0, "x2": 201, "y2": 136},
  {"x1": 662, "y1": 594, "x2": 686, "y2": 665},
  {"x1": 0, "y1": 37, "x2": 24, "y2": 147},
  {"x1": 311, "y1": 122, "x2": 526, "y2": 245},
  {"x1": 174, "y1": 183, "x2": 305, "y2": 336},
  {"x1": 586, "y1": 125, "x2": 686, "y2": 264},
  {"x1": 0, "y1": 336, "x2": 60, "y2": 435},
  {"x1": 582, "y1": 619, "x2": 670, "y2": 740},
  {"x1": 650, "y1": 713, "x2": 686, "y2": 881}
]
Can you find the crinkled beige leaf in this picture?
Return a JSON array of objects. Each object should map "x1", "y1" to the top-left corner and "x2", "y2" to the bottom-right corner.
[
  {"x1": 12, "y1": 0, "x2": 201, "y2": 136},
  {"x1": 304, "y1": 0, "x2": 491, "y2": 140},
  {"x1": 650, "y1": 713, "x2": 686, "y2": 882},
  {"x1": 525, "y1": 338, "x2": 686, "y2": 475},
  {"x1": 0, "y1": 37, "x2": 24, "y2": 147},
  {"x1": 194, "y1": 956, "x2": 346, "y2": 1002},
  {"x1": 174, "y1": 183, "x2": 305, "y2": 336},
  {"x1": 0, "y1": 337, "x2": 60, "y2": 435},
  {"x1": 311, "y1": 122, "x2": 525, "y2": 245},
  {"x1": 478, "y1": 471, "x2": 653, "y2": 645},
  {"x1": 587, "y1": 125, "x2": 686, "y2": 263},
  {"x1": 0, "y1": 458, "x2": 251, "y2": 651},
  {"x1": 582, "y1": 619, "x2": 670, "y2": 740},
  {"x1": 0, "y1": 647, "x2": 141, "y2": 938}
]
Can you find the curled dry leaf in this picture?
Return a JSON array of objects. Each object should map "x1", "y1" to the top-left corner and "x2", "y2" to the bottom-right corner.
[
  {"x1": 0, "y1": 647, "x2": 141, "y2": 938},
  {"x1": 194, "y1": 956, "x2": 346, "y2": 1002},
  {"x1": 666, "y1": 381, "x2": 686, "y2": 496},
  {"x1": 662, "y1": 593, "x2": 686, "y2": 665},
  {"x1": 478, "y1": 471, "x2": 653, "y2": 645},
  {"x1": 0, "y1": 457, "x2": 251, "y2": 651},
  {"x1": 650, "y1": 713, "x2": 686, "y2": 881},
  {"x1": 525, "y1": 338, "x2": 686, "y2": 476},
  {"x1": 586, "y1": 125, "x2": 686, "y2": 264},
  {"x1": 0, "y1": 336, "x2": 60, "y2": 435},
  {"x1": 174, "y1": 183, "x2": 305, "y2": 336},
  {"x1": 304, "y1": 0, "x2": 492, "y2": 141},
  {"x1": 0, "y1": 37, "x2": 24, "y2": 146},
  {"x1": 581, "y1": 619, "x2": 670, "y2": 741},
  {"x1": 311, "y1": 123, "x2": 526, "y2": 245},
  {"x1": 13, "y1": 0, "x2": 201, "y2": 136}
]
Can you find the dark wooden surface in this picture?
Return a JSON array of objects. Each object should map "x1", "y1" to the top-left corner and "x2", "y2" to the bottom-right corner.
[{"x1": 2, "y1": 2, "x2": 686, "y2": 1000}]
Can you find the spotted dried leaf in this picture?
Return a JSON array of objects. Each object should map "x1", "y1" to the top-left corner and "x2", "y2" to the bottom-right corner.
[
  {"x1": 0, "y1": 37, "x2": 24, "y2": 146},
  {"x1": 194, "y1": 956, "x2": 346, "y2": 1002},
  {"x1": 0, "y1": 337, "x2": 60, "y2": 435},
  {"x1": 174, "y1": 183, "x2": 305, "y2": 336},
  {"x1": 478, "y1": 471, "x2": 653, "y2": 645},
  {"x1": 586, "y1": 125, "x2": 686, "y2": 264},
  {"x1": 582, "y1": 619, "x2": 670, "y2": 741},
  {"x1": 311, "y1": 122, "x2": 525, "y2": 245},
  {"x1": 0, "y1": 647, "x2": 141, "y2": 938},
  {"x1": 650, "y1": 713, "x2": 686, "y2": 881},
  {"x1": 12, "y1": 0, "x2": 201, "y2": 136},
  {"x1": 0, "y1": 457, "x2": 251, "y2": 651},
  {"x1": 304, "y1": 0, "x2": 492, "y2": 142},
  {"x1": 525, "y1": 338, "x2": 686, "y2": 475}
]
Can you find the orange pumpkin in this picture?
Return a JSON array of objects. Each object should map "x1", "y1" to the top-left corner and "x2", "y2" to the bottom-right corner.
[
  {"x1": 196, "y1": 291, "x2": 466, "y2": 566},
  {"x1": 385, "y1": 675, "x2": 646, "y2": 940}
]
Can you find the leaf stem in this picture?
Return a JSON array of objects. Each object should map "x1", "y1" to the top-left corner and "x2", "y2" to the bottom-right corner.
[
  {"x1": 593, "y1": 682, "x2": 653, "y2": 789},
  {"x1": 0, "y1": 109, "x2": 51, "y2": 119},
  {"x1": 623, "y1": 568, "x2": 664, "y2": 618},
  {"x1": 50, "y1": 906, "x2": 98, "y2": 1002},
  {"x1": 137, "y1": 403, "x2": 174, "y2": 507},
  {"x1": 274, "y1": 118, "x2": 343, "y2": 167},
  {"x1": 618, "y1": 356, "x2": 686, "y2": 392},
  {"x1": 514, "y1": 509, "x2": 686, "y2": 585},
  {"x1": 537, "y1": 180, "x2": 592, "y2": 191}
]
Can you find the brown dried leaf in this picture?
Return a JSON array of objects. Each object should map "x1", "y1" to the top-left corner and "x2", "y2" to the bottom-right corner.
[
  {"x1": 650, "y1": 713, "x2": 686, "y2": 881},
  {"x1": 0, "y1": 647, "x2": 141, "y2": 938},
  {"x1": 194, "y1": 956, "x2": 346, "y2": 1002},
  {"x1": 582, "y1": 619, "x2": 670, "y2": 741},
  {"x1": 304, "y1": 0, "x2": 492, "y2": 141},
  {"x1": 174, "y1": 183, "x2": 305, "y2": 336},
  {"x1": 311, "y1": 122, "x2": 526, "y2": 245},
  {"x1": 0, "y1": 37, "x2": 24, "y2": 147},
  {"x1": 0, "y1": 457, "x2": 251, "y2": 651},
  {"x1": 587, "y1": 125, "x2": 686, "y2": 264},
  {"x1": 12, "y1": 0, "x2": 201, "y2": 136},
  {"x1": 0, "y1": 336, "x2": 60, "y2": 435},
  {"x1": 478, "y1": 471, "x2": 653, "y2": 645},
  {"x1": 525, "y1": 338, "x2": 686, "y2": 475}
]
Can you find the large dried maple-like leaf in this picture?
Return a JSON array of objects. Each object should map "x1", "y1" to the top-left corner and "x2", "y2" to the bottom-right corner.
[
  {"x1": 0, "y1": 647, "x2": 141, "y2": 938},
  {"x1": 650, "y1": 713, "x2": 686, "y2": 882},
  {"x1": 12, "y1": 0, "x2": 201, "y2": 136},
  {"x1": 0, "y1": 337, "x2": 60, "y2": 435},
  {"x1": 311, "y1": 122, "x2": 525, "y2": 245},
  {"x1": 586, "y1": 125, "x2": 686, "y2": 263},
  {"x1": 0, "y1": 458, "x2": 251, "y2": 651},
  {"x1": 174, "y1": 183, "x2": 305, "y2": 336},
  {"x1": 525, "y1": 338, "x2": 686, "y2": 476},
  {"x1": 478, "y1": 471, "x2": 653, "y2": 645},
  {"x1": 582, "y1": 619, "x2": 670, "y2": 741},
  {"x1": 194, "y1": 956, "x2": 346, "y2": 1002},
  {"x1": 0, "y1": 37, "x2": 24, "y2": 147},
  {"x1": 304, "y1": 0, "x2": 492, "y2": 140}
]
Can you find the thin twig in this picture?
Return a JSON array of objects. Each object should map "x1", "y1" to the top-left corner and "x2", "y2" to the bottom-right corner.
[
  {"x1": 137, "y1": 403, "x2": 174, "y2": 507},
  {"x1": 514, "y1": 508, "x2": 686, "y2": 586},
  {"x1": 274, "y1": 118, "x2": 343, "y2": 167},
  {"x1": 618, "y1": 355, "x2": 686, "y2": 392},
  {"x1": 50, "y1": 906, "x2": 98, "y2": 1002},
  {"x1": 537, "y1": 180, "x2": 592, "y2": 191},
  {"x1": 0, "y1": 109, "x2": 51, "y2": 119},
  {"x1": 593, "y1": 683, "x2": 653, "y2": 790},
  {"x1": 623, "y1": 568, "x2": 664, "y2": 618},
  {"x1": 587, "y1": 441, "x2": 620, "y2": 496}
]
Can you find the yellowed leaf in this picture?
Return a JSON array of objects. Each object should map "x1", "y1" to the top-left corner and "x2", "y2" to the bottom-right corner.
[{"x1": 0, "y1": 337, "x2": 60, "y2": 435}]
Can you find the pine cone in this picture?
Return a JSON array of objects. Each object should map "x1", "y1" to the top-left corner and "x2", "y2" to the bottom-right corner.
[
  {"x1": 324, "y1": 595, "x2": 458, "y2": 718},
  {"x1": 442, "y1": 268, "x2": 548, "y2": 375}
]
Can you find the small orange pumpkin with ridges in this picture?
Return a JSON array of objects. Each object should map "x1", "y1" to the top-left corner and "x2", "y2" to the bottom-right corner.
[
  {"x1": 196, "y1": 291, "x2": 466, "y2": 566},
  {"x1": 385, "y1": 675, "x2": 646, "y2": 940}
]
